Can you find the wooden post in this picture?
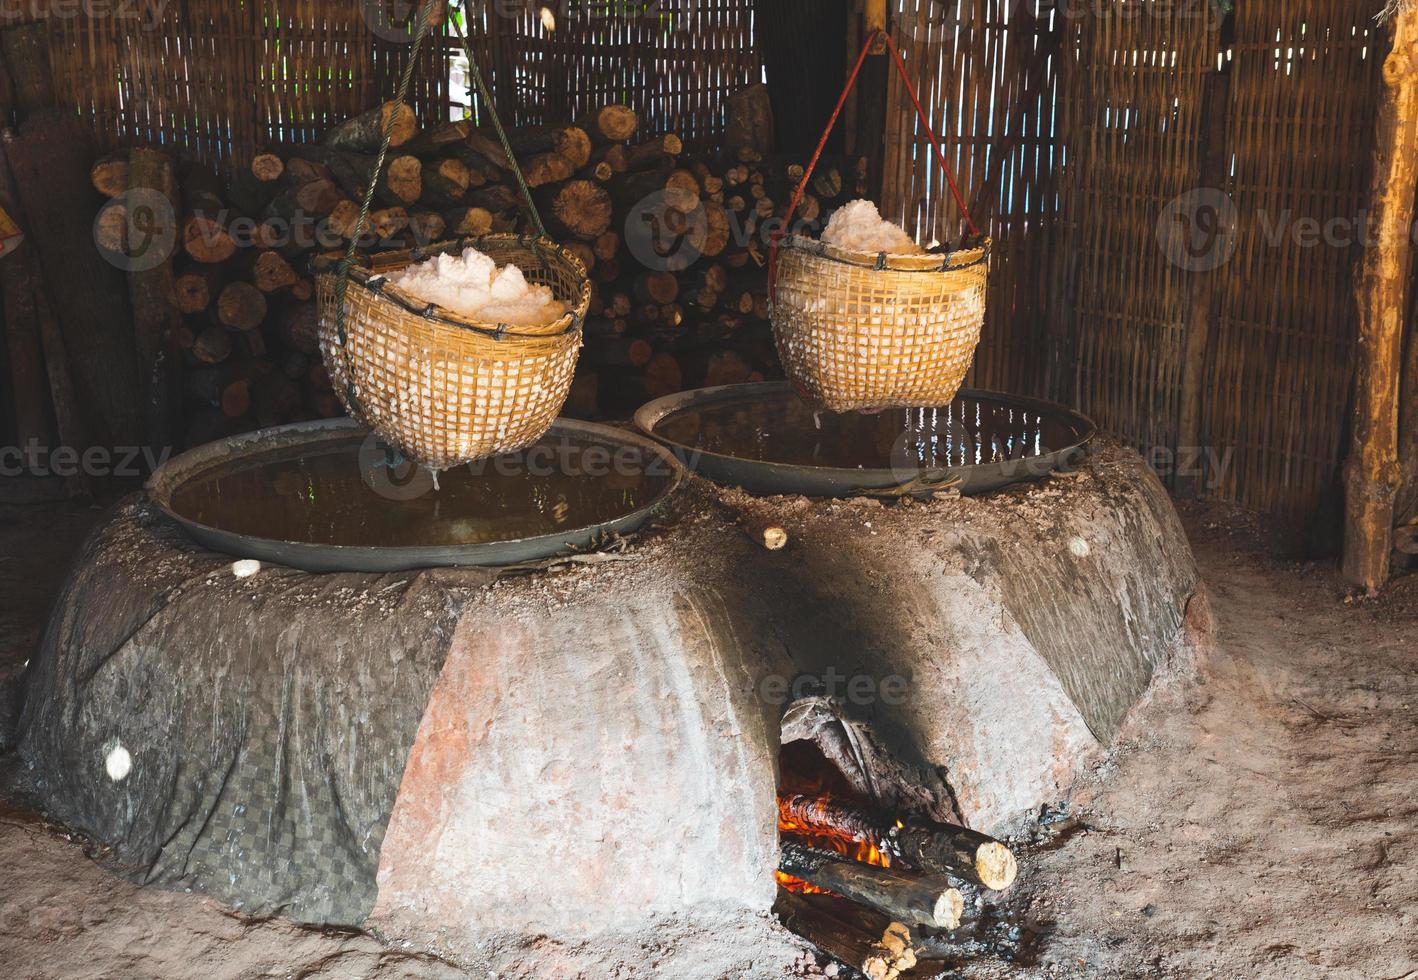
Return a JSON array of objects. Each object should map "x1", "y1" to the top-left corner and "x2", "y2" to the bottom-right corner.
[
  {"x1": 126, "y1": 148, "x2": 184, "y2": 453},
  {"x1": 865, "y1": 0, "x2": 887, "y2": 52},
  {"x1": 0, "y1": 22, "x2": 54, "y2": 118},
  {"x1": 4, "y1": 111, "x2": 143, "y2": 451},
  {"x1": 1177, "y1": 66, "x2": 1233, "y2": 499},
  {"x1": 1342, "y1": 9, "x2": 1418, "y2": 591},
  {"x1": 848, "y1": 0, "x2": 889, "y2": 203}
]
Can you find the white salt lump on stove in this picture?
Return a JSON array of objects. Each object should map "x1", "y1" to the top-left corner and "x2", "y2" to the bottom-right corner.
[
  {"x1": 386, "y1": 246, "x2": 568, "y2": 328},
  {"x1": 820, "y1": 199, "x2": 926, "y2": 256}
]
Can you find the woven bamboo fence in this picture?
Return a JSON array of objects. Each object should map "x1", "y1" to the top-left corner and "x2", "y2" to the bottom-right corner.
[
  {"x1": 878, "y1": 0, "x2": 1061, "y2": 400},
  {"x1": 24, "y1": 0, "x2": 758, "y2": 167},
  {"x1": 482, "y1": 0, "x2": 762, "y2": 148},
  {"x1": 1046, "y1": 0, "x2": 1392, "y2": 524},
  {"x1": 880, "y1": 0, "x2": 1393, "y2": 524},
  {"x1": 1204, "y1": 1, "x2": 1384, "y2": 520},
  {"x1": 1049, "y1": 1, "x2": 1224, "y2": 478},
  {"x1": 0, "y1": 0, "x2": 1401, "y2": 524},
  {"x1": 34, "y1": 1, "x2": 460, "y2": 167}
]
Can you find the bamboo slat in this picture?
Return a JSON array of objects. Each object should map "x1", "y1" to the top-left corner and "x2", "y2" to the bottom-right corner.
[{"x1": 28, "y1": 2, "x2": 757, "y2": 165}]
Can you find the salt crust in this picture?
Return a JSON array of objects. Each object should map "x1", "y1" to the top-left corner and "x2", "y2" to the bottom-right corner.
[
  {"x1": 386, "y1": 247, "x2": 568, "y2": 327},
  {"x1": 820, "y1": 199, "x2": 925, "y2": 255}
]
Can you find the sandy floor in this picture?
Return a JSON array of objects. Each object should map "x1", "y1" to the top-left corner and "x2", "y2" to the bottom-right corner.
[
  {"x1": 1, "y1": 497, "x2": 1416, "y2": 979},
  {"x1": 969, "y1": 505, "x2": 1418, "y2": 980}
]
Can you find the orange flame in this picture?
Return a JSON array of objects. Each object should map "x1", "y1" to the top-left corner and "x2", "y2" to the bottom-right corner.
[{"x1": 776, "y1": 794, "x2": 890, "y2": 894}]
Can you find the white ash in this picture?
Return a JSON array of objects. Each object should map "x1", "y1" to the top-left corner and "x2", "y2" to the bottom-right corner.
[
  {"x1": 387, "y1": 246, "x2": 568, "y2": 327},
  {"x1": 821, "y1": 199, "x2": 925, "y2": 255}
]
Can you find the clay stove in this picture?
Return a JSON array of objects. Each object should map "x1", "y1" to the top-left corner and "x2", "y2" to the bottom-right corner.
[{"x1": 18, "y1": 434, "x2": 1207, "y2": 970}]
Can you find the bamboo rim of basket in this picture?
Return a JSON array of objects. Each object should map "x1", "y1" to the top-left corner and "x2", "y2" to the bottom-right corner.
[
  {"x1": 335, "y1": 233, "x2": 591, "y2": 339},
  {"x1": 778, "y1": 234, "x2": 990, "y2": 272}
]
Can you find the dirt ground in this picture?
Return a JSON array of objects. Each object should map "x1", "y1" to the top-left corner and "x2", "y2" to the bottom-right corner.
[{"x1": 1, "y1": 495, "x2": 1416, "y2": 979}]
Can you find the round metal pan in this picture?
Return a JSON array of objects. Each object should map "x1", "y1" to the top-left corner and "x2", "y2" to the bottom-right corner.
[
  {"x1": 634, "y1": 382, "x2": 1095, "y2": 498},
  {"x1": 147, "y1": 418, "x2": 686, "y2": 573}
]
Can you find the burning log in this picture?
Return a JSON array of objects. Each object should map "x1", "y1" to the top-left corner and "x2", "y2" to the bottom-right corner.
[
  {"x1": 779, "y1": 794, "x2": 1018, "y2": 891},
  {"x1": 776, "y1": 890, "x2": 922, "y2": 980},
  {"x1": 779, "y1": 841, "x2": 963, "y2": 930}
]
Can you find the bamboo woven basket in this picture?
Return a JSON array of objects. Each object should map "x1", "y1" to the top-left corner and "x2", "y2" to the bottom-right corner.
[
  {"x1": 316, "y1": 235, "x2": 590, "y2": 470},
  {"x1": 771, "y1": 235, "x2": 990, "y2": 412}
]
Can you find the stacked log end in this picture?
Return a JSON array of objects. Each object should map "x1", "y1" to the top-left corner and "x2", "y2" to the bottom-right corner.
[{"x1": 87, "y1": 98, "x2": 870, "y2": 445}]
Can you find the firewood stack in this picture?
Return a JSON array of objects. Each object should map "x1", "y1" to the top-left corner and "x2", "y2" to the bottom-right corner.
[{"x1": 90, "y1": 99, "x2": 869, "y2": 447}]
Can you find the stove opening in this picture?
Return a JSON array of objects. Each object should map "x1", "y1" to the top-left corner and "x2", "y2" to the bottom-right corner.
[{"x1": 775, "y1": 705, "x2": 1023, "y2": 977}]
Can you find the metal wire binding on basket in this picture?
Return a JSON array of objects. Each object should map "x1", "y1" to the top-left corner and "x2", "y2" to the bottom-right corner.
[
  {"x1": 768, "y1": 29, "x2": 991, "y2": 413},
  {"x1": 320, "y1": 0, "x2": 589, "y2": 469}
]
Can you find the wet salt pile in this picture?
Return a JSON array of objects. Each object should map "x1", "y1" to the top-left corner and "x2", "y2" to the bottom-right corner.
[{"x1": 386, "y1": 246, "x2": 568, "y2": 327}]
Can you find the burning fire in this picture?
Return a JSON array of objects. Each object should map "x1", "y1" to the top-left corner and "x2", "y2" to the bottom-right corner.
[{"x1": 776, "y1": 794, "x2": 892, "y2": 893}]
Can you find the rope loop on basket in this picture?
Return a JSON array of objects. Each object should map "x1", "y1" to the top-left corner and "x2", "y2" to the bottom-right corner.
[{"x1": 767, "y1": 27, "x2": 983, "y2": 303}]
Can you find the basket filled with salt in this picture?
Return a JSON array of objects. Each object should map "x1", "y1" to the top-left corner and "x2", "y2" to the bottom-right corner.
[
  {"x1": 770, "y1": 200, "x2": 988, "y2": 413},
  {"x1": 316, "y1": 235, "x2": 590, "y2": 470},
  {"x1": 768, "y1": 28, "x2": 990, "y2": 413},
  {"x1": 314, "y1": 4, "x2": 593, "y2": 470}
]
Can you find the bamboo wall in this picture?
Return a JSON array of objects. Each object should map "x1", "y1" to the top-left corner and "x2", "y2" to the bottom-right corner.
[
  {"x1": 876, "y1": 0, "x2": 1387, "y2": 524},
  {"x1": 32, "y1": 1, "x2": 759, "y2": 166},
  {"x1": 1204, "y1": 2, "x2": 1382, "y2": 519},
  {"x1": 4, "y1": 0, "x2": 1400, "y2": 524},
  {"x1": 42, "y1": 2, "x2": 457, "y2": 166},
  {"x1": 1050, "y1": 1, "x2": 1224, "y2": 480},
  {"x1": 878, "y1": 0, "x2": 1061, "y2": 399},
  {"x1": 481, "y1": 0, "x2": 762, "y2": 147},
  {"x1": 1048, "y1": 0, "x2": 1384, "y2": 522}
]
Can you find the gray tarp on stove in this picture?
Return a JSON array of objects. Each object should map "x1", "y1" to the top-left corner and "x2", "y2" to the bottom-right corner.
[
  {"x1": 17, "y1": 446, "x2": 1206, "y2": 932},
  {"x1": 18, "y1": 498, "x2": 489, "y2": 924}
]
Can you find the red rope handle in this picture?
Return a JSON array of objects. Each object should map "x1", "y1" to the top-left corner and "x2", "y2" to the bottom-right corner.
[
  {"x1": 768, "y1": 28, "x2": 981, "y2": 302},
  {"x1": 881, "y1": 31, "x2": 980, "y2": 241}
]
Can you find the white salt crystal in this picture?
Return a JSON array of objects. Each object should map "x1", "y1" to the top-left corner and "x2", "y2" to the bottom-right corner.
[
  {"x1": 386, "y1": 246, "x2": 569, "y2": 328},
  {"x1": 821, "y1": 199, "x2": 925, "y2": 255},
  {"x1": 105, "y1": 742, "x2": 132, "y2": 781}
]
